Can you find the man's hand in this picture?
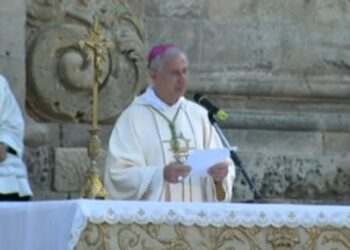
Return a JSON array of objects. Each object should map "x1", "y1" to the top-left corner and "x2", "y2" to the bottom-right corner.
[
  {"x1": 164, "y1": 162, "x2": 191, "y2": 183},
  {"x1": 208, "y1": 162, "x2": 229, "y2": 182},
  {"x1": 0, "y1": 143, "x2": 7, "y2": 162}
]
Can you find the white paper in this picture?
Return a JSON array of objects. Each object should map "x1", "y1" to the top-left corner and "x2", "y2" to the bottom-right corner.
[{"x1": 185, "y1": 148, "x2": 230, "y2": 177}]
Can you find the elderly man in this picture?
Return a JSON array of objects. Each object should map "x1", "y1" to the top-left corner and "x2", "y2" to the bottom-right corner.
[
  {"x1": 104, "y1": 44, "x2": 235, "y2": 202},
  {"x1": 0, "y1": 75, "x2": 32, "y2": 201}
]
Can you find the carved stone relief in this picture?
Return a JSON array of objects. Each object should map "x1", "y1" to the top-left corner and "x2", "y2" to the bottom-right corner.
[{"x1": 26, "y1": 0, "x2": 146, "y2": 123}]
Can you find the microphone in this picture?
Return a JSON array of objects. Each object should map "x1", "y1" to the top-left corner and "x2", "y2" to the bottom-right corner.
[{"x1": 193, "y1": 94, "x2": 228, "y2": 121}]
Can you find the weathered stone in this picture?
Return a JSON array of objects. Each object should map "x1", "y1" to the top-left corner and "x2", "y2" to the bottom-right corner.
[
  {"x1": 255, "y1": 0, "x2": 314, "y2": 24},
  {"x1": 127, "y1": 0, "x2": 145, "y2": 18},
  {"x1": 67, "y1": 192, "x2": 83, "y2": 200},
  {"x1": 61, "y1": 124, "x2": 113, "y2": 148},
  {"x1": 25, "y1": 121, "x2": 58, "y2": 147},
  {"x1": 31, "y1": 191, "x2": 69, "y2": 201},
  {"x1": 0, "y1": 0, "x2": 25, "y2": 10},
  {"x1": 200, "y1": 20, "x2": 350, "y2": 73},
  {"x1": 0, "y1": 8, "x2": 25, "y2": 59},
  {"x1": 0, "y1": 58, "x2": 25, "y2": 105},
  {"x1": 224, "y1": 129, "x2": 323, "y2": 155},
  {"x1": 314, "y1": 0, "x2": 350, "y2": 23},
  {"x1": 218, "y1": 111, "x2": 350, "y2": 132},
  {"x1": 208, "y1": 0, "x2": 258, "y2": 22},
  {"x1": 24, "y1": 147, "x2": 54, "y2": 192},
  {"x1": 53, "y1": 147, "x2": 106, "y2": 192},
  {"x1": 145, "y1": 18, "x2": 201, "y2": 63},
  {"x1": 324, "y1": 132, "x2": 350, "y2": 156},
  {"x1": 0, "y1": 0, "x2": 26, "y2": 107},
  {"x1": 200, "y1": 21, "x2": 261, "y2": 66},
  {"x1": 0, "y1": 0, "x2": 49, "y2": 150},
  {"x1": 26, "y1": 0, "x2": 146, "y2": 123},
  {"x1": 223, "y1": 112, "x2": 319, "y2": 131},
  {"x1": 189, "y1": 69, "x2": 350, "y2": 98},
  {"x1": 283, "y1": 24, "x2": 350, "y2": 74},
  {"x1": 233, "y1": 153, "x2": 350, "y2": 202},
  {"x1": 146, "y1": 0, "x2": 204, "y2": 18}
]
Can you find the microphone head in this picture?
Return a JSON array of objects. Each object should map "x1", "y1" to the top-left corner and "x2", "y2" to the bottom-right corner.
[{"x1": 217, "y1": 110, "x2": 228, "y2": 121}]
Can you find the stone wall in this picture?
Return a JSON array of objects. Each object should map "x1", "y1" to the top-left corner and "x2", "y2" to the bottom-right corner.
[
  {"x1": 0, "y1": 0, "x2": 26, "y2": 105},
  {"x1": 1, "y1": 0, "x2": 350, "y2": 202},
  {"x1": 142, "y1": 0, "x2": 350, "y2": 202}
]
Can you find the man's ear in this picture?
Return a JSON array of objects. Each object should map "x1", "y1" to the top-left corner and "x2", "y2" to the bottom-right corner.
[{"x1": 149, "y1": 70, "x2": 157, "y2": 81}]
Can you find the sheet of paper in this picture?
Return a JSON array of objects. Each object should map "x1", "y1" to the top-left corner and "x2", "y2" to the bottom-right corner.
[{"x1": 185, "y1": 148, "x2": 230, "y2": 177}]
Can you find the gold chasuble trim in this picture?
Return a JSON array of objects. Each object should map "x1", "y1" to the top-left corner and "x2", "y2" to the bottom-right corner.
[
  {"x1": 148, "y1": 104, "x2": 186, "y2": 202},
  {"x1": 184, "y1": 109, "x2": 198, "y2": 149},
  {"x1": 214, "y1": 181, "x2": 225, "y2": 201},
  {"x1": 148, "y1": 105, "x2": 183, "y2": 157},
  {"x1": 148, "y1": 109, "x2": 171, "y2": 201},
  {"x1": 145, "y1": 103, "x2": 218, "y2": 202},
  {"x1": 189, "y1": 178, "x2": 193, "y2": 202},
  {"x1": 182, "y1": 180, "x2": 185, "y2": 201},
  {"x1": 184, "y1": 108, "x2": 201, "y2": 202}
]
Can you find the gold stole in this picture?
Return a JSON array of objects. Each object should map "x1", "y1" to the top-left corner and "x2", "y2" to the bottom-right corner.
[{"x1": 148, "y1": 105, "x2": 204, "y2": 202}]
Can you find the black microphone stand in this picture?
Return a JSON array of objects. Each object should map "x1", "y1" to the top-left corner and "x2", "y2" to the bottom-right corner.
[{"x1": 208, "y1": 112, "x2": 261, "y2": 201}]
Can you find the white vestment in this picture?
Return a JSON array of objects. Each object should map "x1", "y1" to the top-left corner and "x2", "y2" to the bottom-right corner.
[
  {"x1": 104, "y1": 87, "x2": 235, "y2": 202},
  {"x1": 0, "y1": 75, "x2": 32, "y2": 197}
]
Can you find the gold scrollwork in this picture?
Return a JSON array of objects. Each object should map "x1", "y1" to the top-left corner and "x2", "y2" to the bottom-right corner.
[
  {"x1": 197, "y1": 226, "x2": 261, "y2": 250},
  {"x1": 305, "y1": 227, "x2": 350, "y2": 250},
  {"x1": 77, "y1": 223, "x2": 262, "y2": 250},
  {"x1": 267, "y1": 227, "x2": 300, "y2": 250},
  {"x1": 77, "y1": 223, "x2": 350, "y2": 250},
  {"x1": 80, "y1": 223, "x2": 111, "y2": 250}
]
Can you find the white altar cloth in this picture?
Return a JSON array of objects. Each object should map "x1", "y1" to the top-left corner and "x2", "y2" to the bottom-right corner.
[
  {"x1": 0, "y1": 200, "x2": 81, "y2": 250},
  {"x1": 0, "y1": 200, "x2": 350, "y2": 250}
]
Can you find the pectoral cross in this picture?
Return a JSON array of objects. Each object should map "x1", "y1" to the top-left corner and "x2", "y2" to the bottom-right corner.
[{"x1": 164, "y1": 132, "x2": 193, "y2": 164}]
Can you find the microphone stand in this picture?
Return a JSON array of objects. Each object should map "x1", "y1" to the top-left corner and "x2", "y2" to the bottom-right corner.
[{"x1": 208, "y1": 113, "x2": 261, "y2": 201}]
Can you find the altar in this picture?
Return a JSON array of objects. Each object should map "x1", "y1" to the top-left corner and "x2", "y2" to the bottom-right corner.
[{"x1": 1, "y1": 200, "x2": 350, "y2": 250}]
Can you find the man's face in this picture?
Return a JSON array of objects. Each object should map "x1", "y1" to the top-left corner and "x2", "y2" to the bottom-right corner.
[{"x1": 150, "y1": 56, "x2": 188, "y2": 106}]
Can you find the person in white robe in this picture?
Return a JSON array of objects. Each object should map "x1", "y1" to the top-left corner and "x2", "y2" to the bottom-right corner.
[
  {"x1": 0, "y1": 75, "x2": 32, "y2": 201},
  {"x1": 104, "y1": 44, "x2": 235, "y2": 202}
]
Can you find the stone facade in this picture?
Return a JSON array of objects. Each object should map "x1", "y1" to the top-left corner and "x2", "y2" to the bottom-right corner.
[
  {"x1": 0, "y1": 0, "x2": 26, "y2": 103},
  {"x1": 1, "y1": 0, "x2": 350, "y2": 202},
  {"x1": 26, "y1": 0, "x2": 146, "y2": 124}
]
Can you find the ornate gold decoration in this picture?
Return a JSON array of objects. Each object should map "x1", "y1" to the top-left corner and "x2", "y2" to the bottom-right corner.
[
  {"x1": 267, "y1": 227, "x2": 300, "y2": 250},
  {"x1": 163, "y1": 132, "x2": 193, "y2": 164},
  {"x1": 74, "y1": 222, "x2": 350, "y2": 250},
  {"x1": 76, "y1": 223, "x2": 261, "y2": 250},
  {"x1": 78, "y1": 15, "x2": 114, "y2": 129},
  {"x1": 80, "y1": 223, "x2": 111, "y2": 250},
  {"x1": 152, "y1": 105, "x2": 193, "y2": 164},
  {"x1": 305, "y1": 227, "x2": 350, "y2": 250},
  {"x1": 80, "y1": 15, "x2": 112, "y2": 199}
]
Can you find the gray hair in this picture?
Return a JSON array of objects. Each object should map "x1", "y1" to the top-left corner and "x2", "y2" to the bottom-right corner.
[{"x1": 148, "y1": 47, "x2": 188, "y2": 71}]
